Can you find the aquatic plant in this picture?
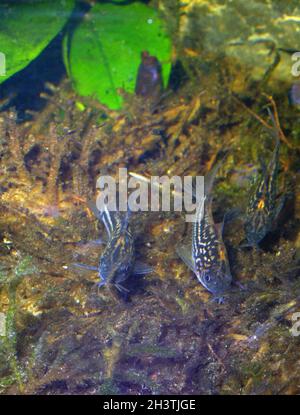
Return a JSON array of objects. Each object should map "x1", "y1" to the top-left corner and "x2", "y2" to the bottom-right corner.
[
  {"x1": 0, "y1": 0, "x2": 75, "y2": 83},
  {"x1": 63, "y1": 2, "x2": 171, "y2": 109},
  {"x1": 0, "y1": 0, "x2": 172, "y2": 110},
  {"x1": 0, "y1": 255, "x2": 37, "y2": 393}
]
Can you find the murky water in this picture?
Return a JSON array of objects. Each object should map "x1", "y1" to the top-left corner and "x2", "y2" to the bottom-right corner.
[{"x1": 0, "y1": 0, "x2": 300, "y2": 395}]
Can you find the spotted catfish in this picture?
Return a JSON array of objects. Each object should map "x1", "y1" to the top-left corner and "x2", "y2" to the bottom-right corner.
[
  {"x1": 74, "y1": 203, "x2": 152, "y2": 294},
  {"x1": 243, "y1": 131, "x2": 284, "y2": 248},
  {"x1": 176, "y1": 162, "x2": 232, "y2": 301}
]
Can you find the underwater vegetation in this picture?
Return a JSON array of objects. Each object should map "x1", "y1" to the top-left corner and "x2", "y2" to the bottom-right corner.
[{"x1": 0, "y1": 0, "x2": 300, "y2": 396}]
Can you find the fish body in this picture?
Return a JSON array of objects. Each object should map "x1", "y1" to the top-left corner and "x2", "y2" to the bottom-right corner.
[
  {"x1": 75, "y1": 203, "x2": 152, "y2": 294},
  {"x1": 290, "y1": 82, "x2": 300, "y2": 106},
  {"x1": 177, "y1": 163, "x2": 232, "y2": 300},
  {"x1": 244, "y1": 134, "x2": 284, "y2": 247},
  {"x1": 97, "y1": 206, "x2": 135, "y2": 292}
]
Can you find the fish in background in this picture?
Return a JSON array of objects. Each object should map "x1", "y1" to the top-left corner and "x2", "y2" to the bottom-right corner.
[
  {"x1": 243, "y1": 125, "x2": 285, "y2": 248},
  {"x1": 176, "y1": 162, "x2": 232, "y2": 302},
  {"x1": 289, "y1": 82, "x2": 300, "y2": 106}
]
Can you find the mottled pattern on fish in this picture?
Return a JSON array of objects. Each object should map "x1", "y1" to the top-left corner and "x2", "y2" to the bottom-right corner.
[
  {"x1": 193, "y1": 203, "x2": 223, "y2": 270},
  {"x1": 77, "y1": 203, "x2": 153, "y2": 294},
  {"x1": 177, "y1": 162, "x2": 232, "y2": 300},
  {"x1": 244, "y1": 133, "x2": 284, "y2": 247},
  {"x1": 98, "y1": 206, "x2": 135, "y2": 292}
]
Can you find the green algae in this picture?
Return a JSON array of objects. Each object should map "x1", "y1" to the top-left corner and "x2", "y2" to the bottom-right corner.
[
  {"x1": 0, "y1": 255, "x2": 38, "y2": 392},
  {"x1": 14, "y1": 256, "x2": 38, "y2": 280}
]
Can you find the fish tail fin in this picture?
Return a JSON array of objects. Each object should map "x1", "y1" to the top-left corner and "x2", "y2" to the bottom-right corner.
[{"x1": 204, "y1": 159, "x2": 223, "y2": 198}]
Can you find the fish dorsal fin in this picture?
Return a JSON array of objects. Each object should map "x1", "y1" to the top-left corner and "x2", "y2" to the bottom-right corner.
[
  {"x1": 204, "y1": 160, "x2": 223, "y2": 199},
  {"x1": 176, "y1": 243, "x2": 195, "y2": 272},
  {"x1": 133, "y1": 260, "x2": 154, "y2": 275},
  {"x1": 101, "y1": 204, "x2": 115, "y2": 236},
  {"x1": 88, "y1": 200, "x2": 115, "y2": 237},
  {"x1": 215, "y1": 208, "x2": 241, "y2": 239},
  {"x1": 214, "y1": 222, "x2": 224, "y2": 239}
]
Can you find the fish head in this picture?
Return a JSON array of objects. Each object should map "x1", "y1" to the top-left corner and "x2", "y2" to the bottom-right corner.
[{"x1": 197, "y1": 264, "x2": 232, "y2": 296}]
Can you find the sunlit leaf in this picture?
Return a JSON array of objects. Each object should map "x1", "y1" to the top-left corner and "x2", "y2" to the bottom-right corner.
[
  {"x1": 63, "y1": 2, "x2": 172, "y2": 110},
  {"x1": 0, "y1": 0, "x2": 75, "y2": 84}
]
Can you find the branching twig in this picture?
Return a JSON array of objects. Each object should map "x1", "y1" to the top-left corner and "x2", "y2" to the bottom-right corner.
[{"x1": 232, "y1": 93, "x2": 294, "y2": 149}]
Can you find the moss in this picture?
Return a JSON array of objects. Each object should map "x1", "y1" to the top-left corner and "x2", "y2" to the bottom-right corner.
[
  {"x1": 240, "y1": 361, "x2": 266, "y2": 391},
  {"x1": 115, "y1": 368, "x2": 161, "y2": 394},
  {"x1": 14, "y1": 256, "x2": 37, "y2": 280},
  {"x1": 0, "y1": 375, "x2": 17, "y2": 394},
  {"x1": 125, "y1": 343, "x2": 179, "y2": 359},
  {"x1": 0, "y1": 255, "x2": 38, "y2": 393},
  {"x1": 98, "y1": 378, "x2": 119, "y2": 395},
  {"x1": 4, "y1": 305, "x2": 25, "y2": 393},
  {"x1": 174, "y1": 295, "x2": 190, "y2": 315}
]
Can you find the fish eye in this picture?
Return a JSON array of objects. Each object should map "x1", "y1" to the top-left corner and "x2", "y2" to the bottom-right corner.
[{"x1": 204, "y1": 274, "x2": 211, "y2": 283}]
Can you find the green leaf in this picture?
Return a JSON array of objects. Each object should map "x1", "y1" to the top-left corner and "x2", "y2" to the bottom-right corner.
[
  {"x1": 0, "y1": 0, "x2": 75, "y2": 84},
  {"x1": 63, "y1": 2, "x2": 172, "y2": 110}
]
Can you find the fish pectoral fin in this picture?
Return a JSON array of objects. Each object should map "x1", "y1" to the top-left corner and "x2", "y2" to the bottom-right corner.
[
  {"x1": 87, "y1": 200, "x2": 101, "y2": 219},
  {"x1": 239, "y1": 240, "x2": 262, "y2": 251},
  {"x1": 133, "y1": 260, "x2": 154, "y2": 275},
  {"x1": 72, "y1": 263, "x2": 98, "y2": 271},
  {"x1": 211, "y1": 295, "x2": 225, "y2": 304},
  {"x1": 176, "y1": 244, "x2": 195, "y2": 272},
  {"x1": 76, "y1": 238, "x2": 106, "y2": 247},
  {"x1": 204, "y1": 158, "x2": 225, "y2": 196},
  {"x1": 115, "y1": 283, "x2": 130, "y2": 293},
  {"x1": 97, "y1": 280, "x2": 106, "y2": 288},
  {"x1": 89, "y1": 238, "x2": 106, "y2": 245},
  {"x1": 238, "y1": 239, "x2": 254, "y2": 249}
]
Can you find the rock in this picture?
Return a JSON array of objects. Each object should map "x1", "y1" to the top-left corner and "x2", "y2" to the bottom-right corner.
[{"x1": 179, "y1": 0, "x2": 300, "y2": 90}]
